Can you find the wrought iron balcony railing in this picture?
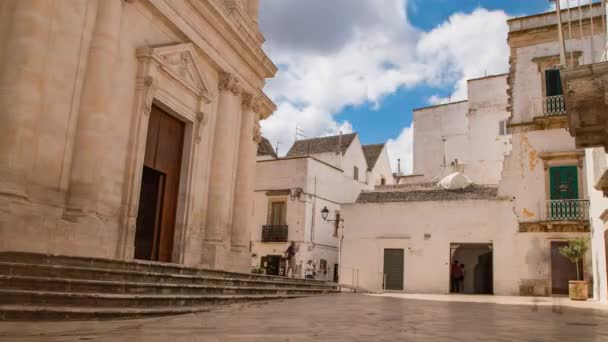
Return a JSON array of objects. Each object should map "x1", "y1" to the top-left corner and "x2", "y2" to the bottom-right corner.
[
  {"x1": 544, "y1": 95, "x2": 566, "y2": 116},
  {"x1": 262, "y1": 225, "x2": 288, "y2": 242},
  {"x1": 546, "y1": 199, "x2": 590, "y2": 221}
]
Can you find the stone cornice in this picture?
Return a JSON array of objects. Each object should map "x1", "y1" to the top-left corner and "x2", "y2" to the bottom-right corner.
[
  {"x1": 258, "y1": 93, "x2": 276, "y2": 120},
  {"x1": 185, "y1": 0, "x2": 277, "y2": 79},
  {"x1": 519, "y1": 221, "x2": 590, "y2": 233}
]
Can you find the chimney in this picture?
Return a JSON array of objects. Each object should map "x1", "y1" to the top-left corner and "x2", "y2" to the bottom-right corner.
[
  {"x1": 337, "y1": 131, "x2": 343, "y2": 155},
  {"x1": 397, "y1": 159, "x2": 401, "y2": 175}
]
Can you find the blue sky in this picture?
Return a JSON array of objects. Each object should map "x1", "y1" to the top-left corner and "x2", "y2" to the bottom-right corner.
[
  {"x1": 342, "y1": 1, "x2": 550, "y2": 146},
  {"x1": 259, "y1": 1, "x2": 555, "y2": 170}
]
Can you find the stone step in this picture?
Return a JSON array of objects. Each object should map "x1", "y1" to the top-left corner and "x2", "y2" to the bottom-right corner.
[
  {"x1": 0, "y1": 262, "x2": 333, "y2": 290},
  {"x1": 0, "y1": 289, "x2": 311, "y2": 308},
  {"x1": 0, "y1": 252, "x2": 336, "y2": 321},
  {"x1": 0, "y1": 252, "x2": 323, "y2": 285},
  {"x1": 0, "y1": 275, "x2": 336, "y2": 296},
  {"x1": 0, "y1": 303, "x2": 250, "y2": 321}
]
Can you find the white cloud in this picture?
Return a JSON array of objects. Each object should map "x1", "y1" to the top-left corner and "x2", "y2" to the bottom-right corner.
[
  {"x1": 259, "y1": 2, "x2": 510, "y2": 171},
  {"x1": 386, "y1": 125, "x2": 414, "y2": 174}
]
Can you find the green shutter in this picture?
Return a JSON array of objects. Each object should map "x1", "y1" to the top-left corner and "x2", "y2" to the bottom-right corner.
[{"x1": 549, "y1": 166, "x2": 579, "y2": 200}]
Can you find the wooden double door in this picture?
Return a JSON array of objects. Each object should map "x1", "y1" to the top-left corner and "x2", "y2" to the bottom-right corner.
[
  {"x1": 551, "y1": 241, "x2": 579, "y2": 295},
  {"x1": 134, "y1": 105, "x2": 184, "y2": 263}
]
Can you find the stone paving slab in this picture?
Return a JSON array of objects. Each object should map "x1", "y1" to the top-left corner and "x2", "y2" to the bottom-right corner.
[{"x1": 1, "y1": 294, "x2": 608, "y2": 341}]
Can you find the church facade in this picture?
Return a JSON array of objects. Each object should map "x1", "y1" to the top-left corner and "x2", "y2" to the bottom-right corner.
[{"x1": 0, "y1": 0, "x2": 276, "y2": 272}]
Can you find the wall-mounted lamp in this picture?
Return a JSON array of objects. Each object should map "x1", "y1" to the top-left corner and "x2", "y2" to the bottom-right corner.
[{"x1": 321, "y1": 206, "x2": 344, "y2": 223}]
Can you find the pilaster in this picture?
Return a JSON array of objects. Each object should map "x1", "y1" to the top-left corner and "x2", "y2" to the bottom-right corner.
[
  {"x1": 0, "y1": 0, "x2": 53, "y2": 200},
  {"x1": 228, "y1": 92, "x2": 261, "y2": 272},
  {"x1": 202, "y1": 72, "x2": 243, "y2": 270},
  {"x1": 65, "y1": 0, "x2": 124, "y2": 218}
]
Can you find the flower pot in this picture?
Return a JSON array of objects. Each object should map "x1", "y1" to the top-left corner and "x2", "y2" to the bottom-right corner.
[{"x1": 568, "y1": 280, "x2": 588, "y2": 301}]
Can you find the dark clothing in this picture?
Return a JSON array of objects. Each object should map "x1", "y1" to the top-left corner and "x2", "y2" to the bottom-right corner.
[
  {"x1": 451, "y1": 263, "x2": 462, "y2": 293},
  {"x1": 285, "y1": 245, "x2": 296, "y2": 258},
  {"x1": 451, "y1": 277, "x2": 461, "y2": 293}
]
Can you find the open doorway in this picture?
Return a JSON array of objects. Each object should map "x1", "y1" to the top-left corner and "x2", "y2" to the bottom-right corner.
[
  {"x1": 134, "y1": 105, "x2": 184, "y2": 263},
  {"x1": 450, "y1": 243, "x2": 493, "y2": 294}
]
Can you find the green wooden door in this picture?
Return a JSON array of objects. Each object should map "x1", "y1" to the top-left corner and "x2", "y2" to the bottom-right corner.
[
  {"x1": 383, "y1": 249, "x2": 404, "y2": 291},
  {"x1": 549, "y1": 166, "x2": 579, "y2": 220},
  {"x1": 549, "y1": 166, "x2": 578, "y2": 200}
]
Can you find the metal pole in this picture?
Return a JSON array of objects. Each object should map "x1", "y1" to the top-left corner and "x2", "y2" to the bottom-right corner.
[
  {"x1": 568, "y1": 1, "x2": 575, "y2": 64},
  {"x1": 603, "y1": 0, "x2": 608, "y2": 61},
  {"x1": 591, "y1": 0, "x2": 596, "y2": 63},
  {"x1": 579, "y1": 0, "x2": 585, "y2": 58},
  {"x1": 555, "y1": 0, "x2": 568, "y2": 66}
]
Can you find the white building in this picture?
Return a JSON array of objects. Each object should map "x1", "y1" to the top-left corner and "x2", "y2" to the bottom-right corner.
[
  {"x1": 249, "y1": 133, "x2": 393, "y2": 279},
  {"x1": 413, "y1": 75, "x2": 511, "y2": 185},
  {"x1": 341, "y1": 8, "x2": 599, "y2": 296}
]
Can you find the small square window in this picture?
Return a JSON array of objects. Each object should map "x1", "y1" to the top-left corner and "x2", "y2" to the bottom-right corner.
[{"x1": 354, "y1": 166, "x2": 359, "y2": 181}]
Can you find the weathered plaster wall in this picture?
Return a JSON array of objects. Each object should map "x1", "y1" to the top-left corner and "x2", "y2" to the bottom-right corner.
[
  {"x1": 413, "y1": 101, "x2": 469, "y2": 182},
  {"x1": 369, "y1": 146, "x2": 395, "y2": 186},
  {"x1": 587, "y1": 148, "x2": 608, "y2": 303},
  {"x1": 413, "y1": 75, "x2": 510, "y2": 185},
  {"x1": 341, "y1": 200, "x2": 521, "y2": 294},
  {"x1": 498, "y1": 129, "x2": 586, "y2": 221},
  {"x1": 251, "y1": 155, "x2": 370, "y2": 276},
  {"x1": 341, "y1": 199, "x2": 591, "y2": 295}
]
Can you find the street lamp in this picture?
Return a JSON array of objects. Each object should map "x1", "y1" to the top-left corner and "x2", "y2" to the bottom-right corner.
[
  {"x1": 321, "y1": 206, "x2": 343, "y2": 222},
  {"x1": 321, "y1": 206, "x2": 329, "y2": 221}
]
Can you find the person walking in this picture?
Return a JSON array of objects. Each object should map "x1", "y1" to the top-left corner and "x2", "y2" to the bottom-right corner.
[
  {"x1": 284, "y1": 241, "x2": 297, "y2": 278},
  {"x1": 459, "y1": 263, "x2": 466, "y2": 293},
  {"x1": 451, "y1": 259, "x2": 462, "y2": 293}
]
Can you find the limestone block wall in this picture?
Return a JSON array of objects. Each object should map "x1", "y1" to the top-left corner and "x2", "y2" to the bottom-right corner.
[{"x1": 0, "y1": 0, "x2": 276, "y2": 272}]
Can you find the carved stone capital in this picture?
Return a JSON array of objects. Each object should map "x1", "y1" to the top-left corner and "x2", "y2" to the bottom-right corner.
[
  {"x1": 242, "y1": 92, "x2": 262, "y2": 114},
  {"x1": 253, "y1": 121, "x2": 262, "y2": 144},
  {"x1": 138, "y1": 75, "x2": 158, "y2": 116},
  {"x1": 218, "y1": 72, "x2": 241, "y2": 96}
]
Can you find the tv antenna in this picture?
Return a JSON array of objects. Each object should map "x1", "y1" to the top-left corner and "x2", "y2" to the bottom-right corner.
[{"x1": 295, "y1": 125, "x2": 307, "y2": 141}]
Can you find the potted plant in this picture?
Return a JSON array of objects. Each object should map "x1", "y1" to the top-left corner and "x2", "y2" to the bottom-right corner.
[{"x1": 559, "y1": 239, "x2": 589, "y2": 301}]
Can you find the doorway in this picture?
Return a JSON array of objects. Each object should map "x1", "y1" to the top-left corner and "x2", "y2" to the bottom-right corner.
[
  {"x1": 450, "y1": 244, "x2": 493, "y2": 294},
  {"x1": 383, "y1": 249, "x2": 404, "y2": 291},
  {"x1": 135, "y1": 105, "x2": 184, "y2": 263},
  {"x1": 551, "y1": 241, "x2": 579, "y2": 295},
  {"x1": 262, "y1": 255, "x2": 284, "y2": 276}
]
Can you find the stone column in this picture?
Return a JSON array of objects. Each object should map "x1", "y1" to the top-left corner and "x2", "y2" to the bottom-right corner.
[
  {"x1": 229, "y1": 93, "x2": 261, "y2": 272},
  {"x1": 203, "y1": 72, "x2": 243, "y2": 270},
  {"x1": 0, "y1": 0, "x2": 53, "y2": 199},
  {"x1": 66, "y1": 0, "x2": 123, "y2": 216}
]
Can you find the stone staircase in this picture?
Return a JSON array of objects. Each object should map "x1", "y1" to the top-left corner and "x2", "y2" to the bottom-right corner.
[{"x1": 0, "y1": 251, "x2": 337, "y2": 321}]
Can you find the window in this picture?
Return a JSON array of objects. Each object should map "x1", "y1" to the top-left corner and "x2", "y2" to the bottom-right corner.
[
  {"x1": 499, "y1": 119, "x2": 508, "y2": 136},
  {"x1": 353, "y1": 166, "x2": 359, "y2": 181},
  {"x1": 381, "y1": 177, "x2": 387, "y2": 186},
  {"x1": 545, "y1": 69, "x2": 563, "y2": 97},
  {"x1": 269, "y1": 201, "x2": 286, "y2": 225}
]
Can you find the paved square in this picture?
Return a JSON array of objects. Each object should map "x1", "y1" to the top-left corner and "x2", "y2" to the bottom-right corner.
[{"x1": 1, "y1": 294, "x2": 608, "y2": 341}]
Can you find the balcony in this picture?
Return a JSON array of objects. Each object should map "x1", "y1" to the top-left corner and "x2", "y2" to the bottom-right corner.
[
  {"x1": 543, "y1": 95, "x2": 566, "y2": 116},
  {"x1": 545, "y1": 199, "x2": 590, "y2": 221},
  {"x1": 561, "y1": 61, "x2": 608, "y2": 150},
  {"x1": 262, "y1": 225, "x2": 288, "y2": 242}
]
